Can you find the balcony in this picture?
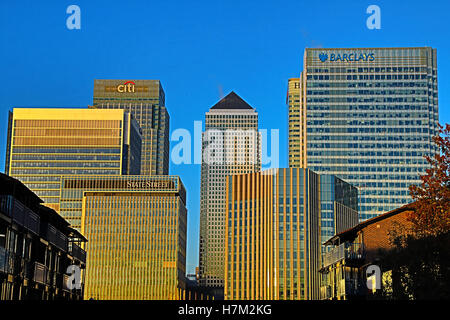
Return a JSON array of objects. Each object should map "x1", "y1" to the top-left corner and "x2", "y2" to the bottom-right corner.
[
  {"x1": 322, "y1": 242, "x2": 365, "y2": 269},
  {"x1": 44, "y1": 223, "x2": 68, "y2": 252},
  {"x1": 54, "y1": 272, "x2": 72, "y2": 292},
  {"x1": 62, "y1": 274, "x2": 71, "y2": 292},
  {"x1": 69, "y1": 243, "x2": 86, "y2": 263},
  {"x1": 0, "y1": 195, "x2": 40, "y2": 235},
  {"x1": 33, "y1": 262, "x2": 49, "y2": 285}
]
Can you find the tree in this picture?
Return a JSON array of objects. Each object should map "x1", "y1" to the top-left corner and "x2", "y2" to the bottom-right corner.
[
  {"x1": 408, "y1": 123, "x2": 450, "y2": 237},
  {"x1": 381, "y1": 231, "x2": 450, "y2": 300},
  {"x1": 380, "y1": 124, "x2": 450, "y2": 300}
]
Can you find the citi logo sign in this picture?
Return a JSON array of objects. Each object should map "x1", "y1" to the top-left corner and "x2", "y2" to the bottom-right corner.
[
  {"x1": 117, "y1": 81, "x2": 136, "y2": 93},
  {"x1": 318, "y1": 52, "x2": 375, "y2": 62}
]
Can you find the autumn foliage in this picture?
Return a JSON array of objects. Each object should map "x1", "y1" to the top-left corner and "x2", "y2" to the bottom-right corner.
[{"x1": 408, "y1": 123, "x2": 450, "y2": 237}]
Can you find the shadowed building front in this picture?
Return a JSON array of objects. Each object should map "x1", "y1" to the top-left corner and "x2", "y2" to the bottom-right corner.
[
  {"x1": 0, "y1": 173, "x2": 87, "y2": 300},
  {"x1": 225, "y1": 168, "x2": 358, "y2": 300},
  {"x1": 288, "y1": 47, "x2": 439, "y2": 221},
  {"x1": 60, "y1": 175, "x2": 187, "y2": 300},
  {"x1": 92, "y1": 79, "x2": 170, "y2": 176}
]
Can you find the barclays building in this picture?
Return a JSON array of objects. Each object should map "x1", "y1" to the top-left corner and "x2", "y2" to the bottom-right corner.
[{"x1": 287, "y1": 47, "x2": 439, "y2": 220}]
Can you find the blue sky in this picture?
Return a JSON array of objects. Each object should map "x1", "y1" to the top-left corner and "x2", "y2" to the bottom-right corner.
[{"x1": 1, "y1": 0, "x2": 449, "y2": 274}]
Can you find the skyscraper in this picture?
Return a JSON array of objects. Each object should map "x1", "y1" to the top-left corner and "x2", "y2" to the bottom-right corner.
[
  {"x1": 93, "y1": 79, "x2": 170, "y2": 175},
  {"x1": 59, "y1": 175, "x2": 187, "y2": 300},
  {"x1": 287, "y1": 78, "x2": 301, "y2": 166},
  {"x1": 225, "y1": 168, "x2": 358, "y2": 300},
  {"x1": 199, "y1": 92, "x2": 261, "y2": 292},
  {"x1": 288, "y1": 47, "x2": 439, "y2": 220},
  {"x1": 4, "y1": 108, "x2": 141, "y2": 225}
]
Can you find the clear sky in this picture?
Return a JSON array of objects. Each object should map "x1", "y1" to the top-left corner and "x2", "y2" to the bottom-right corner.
[{"x1": 1, "y1": 0, "x2": 449, "y2": 274}]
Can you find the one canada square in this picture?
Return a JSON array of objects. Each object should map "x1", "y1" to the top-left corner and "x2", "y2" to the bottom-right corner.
[
  {"x1": 199, "y1": 92, "x2": 261, "y2": 293},
  {"x1": 288, "y1": 47, "x2": 439, "y2": 221}
]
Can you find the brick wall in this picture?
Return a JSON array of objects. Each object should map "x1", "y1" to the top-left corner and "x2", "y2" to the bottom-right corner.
[{"x1": 360, "y1": 209, "x2": 414, "y2": 262}]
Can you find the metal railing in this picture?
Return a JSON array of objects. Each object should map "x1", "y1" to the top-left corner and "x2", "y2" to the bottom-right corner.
[
  {"x1": 33, "y1": 262, "x2": 49, "y2": 285},
  {"x1": 69, "y1": 243, "x2": 86, "y2": 263},
  {"x1": 323, "y1": 242, "x2": 365, "y2": 268},
  {"x1": 62, "y1": 274, "x2": 71, "y2": 292},
  {"x1": 0, "y1": 195, "x2": 40, "y2": 235}
]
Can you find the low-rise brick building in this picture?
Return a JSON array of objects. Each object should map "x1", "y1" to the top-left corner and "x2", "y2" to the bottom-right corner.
[{"x1": 319, "y1": 204, "x2": 415, "y2": 300}]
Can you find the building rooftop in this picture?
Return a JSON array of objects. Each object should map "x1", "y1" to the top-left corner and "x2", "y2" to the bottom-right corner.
[
  {"x1": 323, "y1": 203, "x2": 415, "y2": 246},
  {"x1": 0, "y1": 172, "x2": 42, "y2": 206},
  {"x1": 210, "y1": 91, "x2": 253, "y2": 110},
  {"x1": 0, "y1": 173, "x2": 87, "y2": 241}
]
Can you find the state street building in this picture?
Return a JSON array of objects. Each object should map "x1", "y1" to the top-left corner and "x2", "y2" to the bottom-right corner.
[
  {"x1": 225, "y1": 168, "x2": 358, "y2": 300},
  {"x1": 288, "y1": 47, "x2": 439, "y2": 221},
  {"x1": 92, "y1": 80, "x2": 170, "y2": 176},
  {"x1": 4, "y1": 108, "x2": 142, "y2": 229},
  {"x1": 60, "y1": 175, "x2": 187, "y2": 300}
]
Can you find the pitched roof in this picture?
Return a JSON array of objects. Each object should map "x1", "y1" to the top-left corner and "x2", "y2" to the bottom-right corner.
[
  {"x1": 210, "y1": 91, "x2": 253, "y2": 110},
  {"x1": 323, "y1": 203, "x2": 415, "y2": 245}
]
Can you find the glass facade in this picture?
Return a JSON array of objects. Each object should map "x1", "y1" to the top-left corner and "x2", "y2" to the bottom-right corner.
[
  {"x1": 199, "y1": 92, "x2": 261, "y2": 290},
  {"x1": 5, "y1": 108, "x2": 141, "y2": 225},
  {"x1": 287, "y1": 78, "x2": 301, "y2": 166},
  {"x1": 93, "y1": 79, "x2": 170, "y2": 176},
  {"x1": 60, "y1": 175, "x2": 187, "y2": 300},
  {"x1": 225, "y1": 168, "x2": 358, "y2": 300},
  {"x1": 289, "y1": 47, "x2": 439, "y2": 220}
]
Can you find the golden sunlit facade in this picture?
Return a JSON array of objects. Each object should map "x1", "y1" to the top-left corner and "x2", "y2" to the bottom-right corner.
[
  {"x1": 60, "y1": 175, "x2": 187, "y2": 300},
  {"x1": 287, "y1": 78, "x2": 302, "y2": 167},
  {"x1": 199, "y1": 92, "x2": 261, "y2": 293},
  {"x1": 4, "y1": 108, "x2": 141, "y2": 228},
  {"x1": 225, "y1": 168, "x2": 358, "y2": 300}
]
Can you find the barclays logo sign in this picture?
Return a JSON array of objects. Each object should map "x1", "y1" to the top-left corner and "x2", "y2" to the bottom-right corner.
[
  {"x1": 319, "y1": 52, "x2": 328, "y2": 62},
  {"x1": 318, "y1": 52, "x2": 375, "y2": 62}
]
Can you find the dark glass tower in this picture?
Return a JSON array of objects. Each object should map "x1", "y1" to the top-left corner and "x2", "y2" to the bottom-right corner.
[{"x1": 93, "y1": 79, "x2": 170, "y2": 175}]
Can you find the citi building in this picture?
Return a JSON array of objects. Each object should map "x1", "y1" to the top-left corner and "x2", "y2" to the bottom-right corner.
[{"x1": 288, "y1": 47, "x2": 439, "y2": 220}]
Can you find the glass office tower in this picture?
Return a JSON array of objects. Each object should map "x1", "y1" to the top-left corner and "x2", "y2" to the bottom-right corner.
[
  {"x1": 93, "y1": 79, "x2": 170, "y2": 175},
  {"x1": 4, "y1": 108, "x2": 141, "y2": 224},
  {"x1": 225, "y1": 168, "x2": 358, "y2": 300},
  {"x1": 288, "y1": 47, "x2": 439, "y2": 220},
  {"x1": 60, "y1": 175, "x2": 187, "y2": 300},
  {"x1": 199, "y1": 92, "x2": 261, "y2": 293},
  {"x1": 287, "y1": 78, "x2": 301, "y2": 166}
]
